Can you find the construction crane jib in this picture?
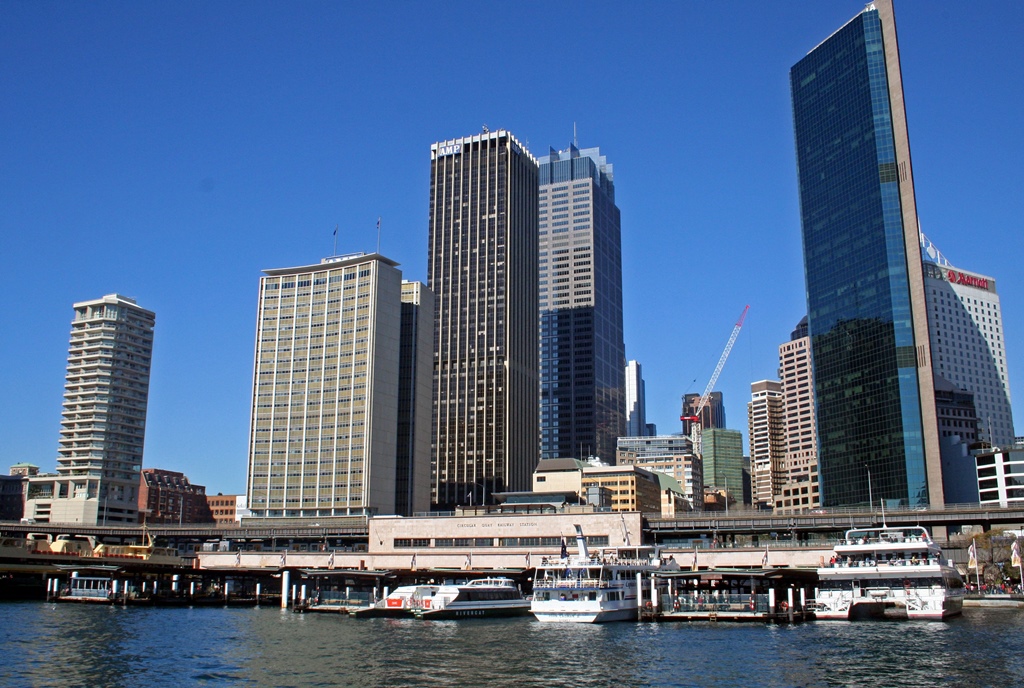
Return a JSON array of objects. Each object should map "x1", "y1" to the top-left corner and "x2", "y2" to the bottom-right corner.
[{"x1": 680, "y1": 305, "x2": 750, "y2": 456}]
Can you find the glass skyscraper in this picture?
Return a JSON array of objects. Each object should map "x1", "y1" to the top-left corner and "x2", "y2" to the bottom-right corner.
[
  {"x1": 538, "y1": 144, "x2": 625, "y2": 462},
  {"x1": 791, "y1": 0, "x2": 942, "y2": 507}
]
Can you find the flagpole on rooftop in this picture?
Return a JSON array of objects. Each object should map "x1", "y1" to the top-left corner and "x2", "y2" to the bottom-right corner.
[{"x1": 332, "y1": 224, "x2": 338, "y2": 257}]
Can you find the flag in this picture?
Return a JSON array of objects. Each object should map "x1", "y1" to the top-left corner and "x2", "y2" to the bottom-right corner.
[
  {"x1": 1012, "y1": 540, "x2": 1021, "y2": 568},
  {"x1": 691, "y1": 547, "x2": 698, "y2": 572},
  {"x1": 761, "y1": 545, "x2": 769, "y2": 569},
  {"x1": 968, "y1": 539, "x2": 977, "y2": 570},
  {"x1": 525, "y1": 551, "x2": 531, "y2": 568},
  {"x1": 411, "y1": 553, "x2": 417, "y2": 570},
  {"x1": 328, "y1": 551, "x2": 336, "y2": 570},
  {"x1": 560, "y1": 538, "x2": 568, "y2": 560},
  {"x1": 234, "y1": 550, "x2": 241, "y2": 568},
  {"x1": 464, "y1": 553, "x2": 472, "y2": 570},
  {"x1": 333, "y1": 225, "x2": 338, "y2": 236},
  {"x1": 279, "y1": 551, "x2": 287, "y2": 568}
]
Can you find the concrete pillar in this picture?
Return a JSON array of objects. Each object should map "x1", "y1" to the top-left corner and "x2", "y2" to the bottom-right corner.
[
  {"x1": 651, "y1": 576, "x2": 658, "y2": 610},
  {"x1": 788, "y1": 588, "x2": 795, "y2": 621},
  {"x1": 224, "y1": 579, "x2": 230, "y2": 599},
  {"x1": 172, "y1": 575, "x2": 180, "y2": 593},
  {"x1": 800, "y1": 588, "x2": 806, "y2": 610},
  {"x1": 636, "y1": 572, "x2": 643, "y2": 610},
  {"x1": 111, "y1": 580, "x2": 119, "y2": 596},
  {"x1": 291, "y1": 585, "x2": 297, "y2": 604},
  {"x1": 153, "y1": 581, "x2": 158, "y2": 595},
  {"x1": 256, "y1": 582, "x2": 262, "y2": 603},
  {"x1": 190, "y1": 581, "x2": 196, "y2": 598},
  {"x1": 281, "y1": 570, "x2": 291, "y2": 608},
  {"x1": 768, "y1": 587, "x2": 776, "y2": 618},
  {"x1": 300, "y1": 584, "x2": 307, "y2": 603}
]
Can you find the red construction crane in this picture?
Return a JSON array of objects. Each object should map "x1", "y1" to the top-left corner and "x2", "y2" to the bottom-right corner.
[{"x1": 681, "y1": 305, "x2": 750, "y2": 455}]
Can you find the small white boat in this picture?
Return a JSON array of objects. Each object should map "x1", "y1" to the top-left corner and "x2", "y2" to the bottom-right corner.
[
  {"x1": 415, "y1": 578, "x2": 530, "y2": 620},
  {"x1": 530, "y1": 525, "x2": 678, "y2": 623},
  {"x1": 813, "y1": 525, "x2": 965, "y2": 620}
]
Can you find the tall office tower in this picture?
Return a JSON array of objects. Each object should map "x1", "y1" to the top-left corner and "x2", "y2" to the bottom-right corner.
[
  {"x1": 702, "y1": 428, "x2": 744, "y2": 503},
  {"x1": 396, "y1": 281, "x2": 435, "y2": 516},
  {"x1": 538, "y1": 144, "x2": 625, "y2": 462},
  {"x1": 25, "y1": 294, "x2": 155, "y2": 525},
  {"x1": 428, "y1": 130, "x2": 539, "y2": 509},
  {"x1": 774, "y1": 318, "x2": 820, "y2": 513},
  {"x1": 791, "y1": 0, "x2": 942, "y2": 507},
  {"x1": 246, "y1": 253, "x2": 415, "y2": 518},
  {"x1": 625, "y1": 360, "x2": 647, "y2": 437},
  {"x1": 748, "y1": 380, "x2": 785, "y2": 509},
  {"x1": 682, "y1": 392, "x2": 726, "y2": 436},
  {"x1": 920, "y1": 239, "x2": 1014, "y2": 447},
  {"x1": 933, "y1": 376, "x2": 980, "y2": 504}
]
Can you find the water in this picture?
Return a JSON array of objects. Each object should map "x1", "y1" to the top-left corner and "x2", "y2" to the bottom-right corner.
[{"x1": 1, "y1": 603, "x2": 1022, "y2": 687}]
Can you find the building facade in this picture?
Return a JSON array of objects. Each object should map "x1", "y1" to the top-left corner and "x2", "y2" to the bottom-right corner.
[
  {"x1": 974, "y1": 443, "x2": 1024, "y2": 508},
  {"x1": 748, "y1": 380, "x2": 785, "y2": 510},
  {"x1": 24, "y1": 294, "x2": 155, "y2": 524},
  {"x1": 616, "y1": 435, "x2": 703, "y2": 510},
  {"x1": 395, "y1": 281, "x2": 435, "y2": 516},
  {"x1": 245, "y1": 253, "x2": 422, "y2": 518},
  {"x1": 138, "y1": 468, "x2": 213, "y2": 524},
  {"x1": 538, "y1": 144, "x2": 625, "y2": 462},
  {"x1": 681, "y1": 392, "x2": 726, "y2": 436},
  {"x1": 428, "y1": 130, "x2": 539, "y2": 509},
  {"x1": 791, "y1": 0, "x2": 942, "y2": 507},
  {"x1": 774, "y1": 321, "x2": 820, "y2": 513},
  {"x1": 922, "y1": 253, "x2": 1014, "y2": 447},
  {"x1": 206, "y1": 494, "x2": 242, "y2": 526},
  {"x1": 701, "y1": 428, "x2": 745, "y2": 504},
  {"x1": 625, "y1": 360, "x2": 647, "y2": 438},
  {"x1": 934, "y1": 376, "x2": 981, "y2": 504}
]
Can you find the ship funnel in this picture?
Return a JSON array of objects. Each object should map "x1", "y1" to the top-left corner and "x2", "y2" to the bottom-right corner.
[{"x1": 573, "y1": 524, "x2": 590, "y2": 560}]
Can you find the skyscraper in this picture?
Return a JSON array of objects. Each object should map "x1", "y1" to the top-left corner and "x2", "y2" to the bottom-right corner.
[
  {"x1": 25, "y1": 294, "x2": 155, "y2": 524},
  {"x1": 625, "y1": 360, "x2": 647, "y2": 438},
  {"x1": 245, "y1": 253, "x2": 428, "y2": 518},
  {"x1": 791, "y1": 0, "x2": 942, "y2": 507},
  {"x1": 748, "y1": 380, "x2": 785, "y2": 509},
  {"x1": 774, "y1": 318, "x2": 820, "y2": 513},
  {"x1": 428, "y1": 130, "x2": 539, "y2": 509},
  {"x1": 682, "y1": 392, "x2": 726, "y2": 437},
  {"x1": 538, "y1": 144, "x2": 625, "y2": 461},
  {"x1": 396, "y1": 280, "x2": 435, "y2": 516},
  {"x1": 702, "y1": 428, "x2": 744, "y2": 503},
  {"x1": 920, "y1": 238, "x2": 1014, "y2": 447}
]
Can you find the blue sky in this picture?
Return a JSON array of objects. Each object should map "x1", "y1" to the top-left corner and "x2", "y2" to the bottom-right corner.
[{"x1": 2, "y1": 1, "x2": 1021, "y2": 495}]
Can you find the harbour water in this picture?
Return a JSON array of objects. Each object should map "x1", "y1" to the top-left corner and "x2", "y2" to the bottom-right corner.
[{"x1": 2, "y1": 602, "x2": 1022, "y2": 687}]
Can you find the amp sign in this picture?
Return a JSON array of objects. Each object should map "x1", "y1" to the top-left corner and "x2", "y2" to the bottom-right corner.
[{"x1": 436, "y1": 143, "x2": 461, "y2": 157}]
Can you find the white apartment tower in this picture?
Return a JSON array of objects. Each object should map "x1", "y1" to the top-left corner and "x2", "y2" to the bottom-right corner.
[
  {"x1": 921, "y1": 238, "x2": 1015, "y2": 447},
  {"x1": 26, "y1": 294, "x2": 155, "y2": 524},
  {"x1": 625, "y1": 360, "x2": 647, "y2": 438},
  {"x1": 246, "y1": 253, "x2": 419, "y2": 518},
  {"x1": 747, "y1": 379, "x2": 785, "y2": 509}
]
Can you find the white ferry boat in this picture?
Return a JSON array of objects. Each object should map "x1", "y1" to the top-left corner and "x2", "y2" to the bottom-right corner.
[
  {"x1": 414, "y1": 577, "x2": 530, "y2": 620},
  {"x1": 813, "y1": 526, "x2": 965, "y2": 620},
  {"x1": 530, "y1": 525, "x2": 678, "y2": 623},
  {"x1": 349, "y1": 584, "x2": 439, "y2": 618}
]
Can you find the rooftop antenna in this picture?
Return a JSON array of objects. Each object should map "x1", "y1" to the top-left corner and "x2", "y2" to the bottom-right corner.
[
  {"x1": 573, "y1": 121, "x2": 578, "y2": 148},
  {"x1": 376, "y1": 216, "x2": 381, "y2": 255},
  {"x1": 482, "y1": 124, "x2": 489, "y2": 133}
]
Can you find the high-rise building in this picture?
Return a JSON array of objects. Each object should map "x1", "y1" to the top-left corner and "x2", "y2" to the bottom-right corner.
[
  {"x1": 920, "y1": 240, "x2": 1014, "y2": 447},
  {"x1": 428, "y1": 130, "x2": 539, "y2": 509},
  {"x1": 245, "y1": 253, "x2": 430, "y2": 518},
  {"x1": 396, "y1": 280, "x2": 435, "y2": 516},
  {"x1": 538, "y1": 144, "x2": 625, "y2": 462},
  {"x1": 616, "y1": 434, "x2": 703, "y2": 509},
  {"x1": 774, "y1": 319, "x2": 820, "y2": 513},
  {"x1": 625, "y1": 361, "x2": 647, "y2": 438},
  {"x1": 791, "y1": 0, "x2": 942, "y2": 507},
  {"x1": 702, "y1": 428, "x2": 744, "y2": 503},
  {"x1": 748, "y1": 380, "x2": 785, "y2": 509},
  {"x1": 682, "y1": 392, "x2": 726, "y2": 436},
  {"x1": 24, "y1": 294, "x2": 155, "y2": 524}
]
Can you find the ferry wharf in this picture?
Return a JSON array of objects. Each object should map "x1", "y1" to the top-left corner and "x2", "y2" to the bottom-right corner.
[{"x1": 645, "y1": 569, "x2": 817, "y2": 623}]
